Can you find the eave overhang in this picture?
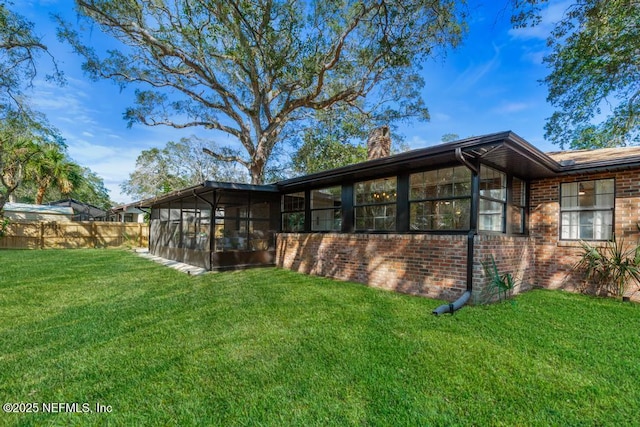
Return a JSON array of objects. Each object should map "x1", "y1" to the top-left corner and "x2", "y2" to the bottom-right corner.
[
  {"x1": 276, "y1": 131, "x2": 562, "y2": 192},
  {"x1": 135, "y1": 181, "x2": 279, "y2": 208}
]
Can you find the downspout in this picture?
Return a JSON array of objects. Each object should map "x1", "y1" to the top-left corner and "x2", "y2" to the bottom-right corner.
[{"x1": 432, "y1": 148, "x2": 478, "y2": 315}]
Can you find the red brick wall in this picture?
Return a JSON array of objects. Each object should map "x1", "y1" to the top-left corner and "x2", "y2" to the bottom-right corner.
[
  {"x1": 530, "y1": 170, "x2": 640, "y2": 296},
  {"x1": 276, "y1": 233, "x2": 535, "y2": 302},
  {"x1": 276, "y1": 233, "x2": 468, "y2": 300},
  {"x1": 276, "y1": 168, "x2": 640, "y2": 302},
  {"x1": 473, "y1": 235, "x2": 535, "y2": 299}
]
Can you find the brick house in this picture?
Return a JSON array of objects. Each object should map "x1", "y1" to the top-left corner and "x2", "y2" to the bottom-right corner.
[{"x1": 139, "y1": 131, "x2": 640, "y2": 306}]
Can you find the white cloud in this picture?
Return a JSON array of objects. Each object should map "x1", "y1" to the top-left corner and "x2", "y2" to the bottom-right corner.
[
  {"x1": 492, "y1": 102, "x2": 530, "y2": 114},
  {"x1": 508, "y1": 0, "x2": 572, "y2": 41},
  {"x1": 451, "y1": 43, "x2": 502, "y2": 92}
]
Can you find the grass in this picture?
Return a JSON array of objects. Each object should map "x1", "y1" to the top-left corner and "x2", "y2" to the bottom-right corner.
[{"x1": 1, "y1": 249, "x2": 639, "y2": 426}]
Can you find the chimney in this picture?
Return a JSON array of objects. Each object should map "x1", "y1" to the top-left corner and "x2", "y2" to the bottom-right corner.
[{"x1": 367, "y1": 126, "x2": 391, "y2": 160}]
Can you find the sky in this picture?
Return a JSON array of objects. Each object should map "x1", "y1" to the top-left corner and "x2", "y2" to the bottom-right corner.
[{"x1": 18, "y1": 0, "x2": 567, "y2": 204}]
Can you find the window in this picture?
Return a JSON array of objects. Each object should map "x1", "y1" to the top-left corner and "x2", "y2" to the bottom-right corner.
[
  {"x1": 561, "y1": 179, "x2": 614, "y2": 240},
  {"x1": 509, "y1": 177, "x2": 526, "y2": 234},
  {"x1": 479, "y1": 165, "x2": 506, "y2": 232},
  {"x1": 311, "y1": 186, "x2": 341, "y2": 231},
  {"x1": 354, "y1": 177, "x2": 396, "y2": 231},
  {"x1": 281, "y1": 192, "x2": 305, "y2": 232},
  {"x1": 409, "y1": 166, "x2": 471, "y2": 230}
]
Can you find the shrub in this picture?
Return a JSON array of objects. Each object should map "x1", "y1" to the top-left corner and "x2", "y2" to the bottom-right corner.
[
  {"x1": 481, "y1": 255, "x2": 518, "y2": 303},
  {"x1": 573, "y1": 235, "x2": 640, "y2": 298}
]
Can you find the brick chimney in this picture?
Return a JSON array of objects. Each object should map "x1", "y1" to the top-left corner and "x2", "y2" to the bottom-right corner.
[{"x1": 367, "y1": 126, "x2": 391, "y2": 160}]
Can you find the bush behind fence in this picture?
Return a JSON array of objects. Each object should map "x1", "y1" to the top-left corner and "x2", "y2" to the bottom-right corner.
[{"x1": 0, "y1": 221, "x2": 149, "y2": 249}]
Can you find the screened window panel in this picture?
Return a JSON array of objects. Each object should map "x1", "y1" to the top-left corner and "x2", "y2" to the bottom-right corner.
[
  {"x1": 479, "y1": 199, "x2": 504, "y2": 232},
  {"x1": 410, "y1": 167, "x2": 471, "y2": 200},
  {"x1": 410, "y1": 199, "x2": 470, "y2": 230},
  {"x1": 311, "y1": 209, "x2": 342, "y2": 231},
  {"x1": 282, "y1": 192, "x2": 305, "y2": 211},
  {"x1": 249, "y1": 220, "x2": 275, "y2": 250},
  {"x1": 311, "y1": 187, "x2": 341, "y2": 209},
  {"x1": 355, "y1": 205, "x2": 396, "y2": 231},
  {"x1": 509, "y1": 205, "x2": 524, "y2": 234},
  {"x1": 355, "y1": 178, "x2": 397, "y2": 204},
  {"x1": 480, "y1": 165, "x2": 506, "y2": 201},
  {"x1": 282, "y1": 212, "x2": 305, "y2": 232}
]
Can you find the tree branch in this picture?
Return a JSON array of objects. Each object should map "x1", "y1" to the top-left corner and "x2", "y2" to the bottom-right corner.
[{"x1": 202, "y1": 147, "x2": 249, "y2": 168}]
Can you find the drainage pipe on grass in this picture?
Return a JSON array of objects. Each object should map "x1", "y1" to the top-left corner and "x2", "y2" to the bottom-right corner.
[
  {"x1": 432, "y1": 290, "x2": 471, "y2": 315},
  {"x1": 432, "y1": 229, "x2": 474, "y2": 315}
]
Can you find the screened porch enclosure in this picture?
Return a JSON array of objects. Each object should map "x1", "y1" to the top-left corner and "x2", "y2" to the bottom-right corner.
[{"x1": 148, "y1": 183, "x2": 280, "y2": 270}]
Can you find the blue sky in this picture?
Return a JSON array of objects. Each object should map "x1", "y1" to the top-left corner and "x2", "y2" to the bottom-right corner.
[{"x1": 19, "y1": 1, "x2": 567, "y2": 203}]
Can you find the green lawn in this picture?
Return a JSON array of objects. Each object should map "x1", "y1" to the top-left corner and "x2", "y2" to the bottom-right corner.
[{"x1": 1, "y1": 249, "x2": 639, "y2": 426}]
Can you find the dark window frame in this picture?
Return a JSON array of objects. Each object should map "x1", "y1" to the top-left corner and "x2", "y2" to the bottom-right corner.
[
  {"x1": 353, "y1": 176, "x2": 398, "y2": 232},
  {"x1": 310, "y1": 186, "x2": 342, "y2": 232},
  {"x1": 508, "y1": 176, "x2": 527, "y2": 235},
  {"x1": 281, "y1": 191, "x2": 306, "y2": 232},
  {"x1": 408, "y1": 166, "x2": 472, "y2": 231},
  {"x1": 479, "y1": 165, "x2": 507, "y2": 233},
  {"x1": 559, "y1": 178, "x2": 615, "y2": 241}
]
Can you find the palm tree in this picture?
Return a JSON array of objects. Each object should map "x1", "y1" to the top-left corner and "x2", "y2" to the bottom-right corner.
[{"x1": 27, "y1": 143, "x2": 75, "y2": 204}]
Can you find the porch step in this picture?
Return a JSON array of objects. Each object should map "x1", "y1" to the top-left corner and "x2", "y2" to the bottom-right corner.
[{"x1": 134, "y1": 249, "x2": 208, "y2": 276}]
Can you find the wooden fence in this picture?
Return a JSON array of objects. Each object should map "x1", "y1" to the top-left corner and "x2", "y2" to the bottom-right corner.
[{"x1": 0, "y1": 221, "x2": 149, "y2": 249}]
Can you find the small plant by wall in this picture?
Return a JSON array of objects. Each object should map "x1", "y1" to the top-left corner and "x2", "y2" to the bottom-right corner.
[
  {"x1": 573, "y1": 235, "x2": 640, "y2": 299},
  {"x1": 481, "y1": 255, "x2": 518, "y2": 303}
]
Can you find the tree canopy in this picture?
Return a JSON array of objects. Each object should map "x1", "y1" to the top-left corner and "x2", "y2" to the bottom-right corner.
[
  {"x1": 0, "y1": 2, "x2": 62, "y2": 117},
  {"x1": 513, "y1": 0, "x2": 640, "y2": 149},
  {"x1": 0, "y1": 3, "x2": 70, "y2": 217},
  {"x1": 59, "y1": 0, "x2": 467, "y2": 184},
  {"x1": 121, "y1": 137, "x2": 248, "y2": 200},
  {"x1": 0, "y1": 4, "x2": 112, "y2": 216}
]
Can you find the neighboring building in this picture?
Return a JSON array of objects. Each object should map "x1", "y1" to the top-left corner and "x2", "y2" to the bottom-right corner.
[
  {"x1": 106, "y1": 204, "x2": 147, "y2": 223},
  {"x1": 137, "y1": 131, "x2": 640, "y2": 302},
  {"x1": 48, "y1": 199, "x2": 107, "y2": 221},
  {"x1": 3, "y1": 203, "x2": 74, "y2": 222}
]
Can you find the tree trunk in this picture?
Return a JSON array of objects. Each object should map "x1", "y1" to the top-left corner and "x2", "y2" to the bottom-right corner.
[
  {"x1": 35, "y1": 185, "x2": 47, "y2": 205},
  {"x1": 249, "y1": 158, "x2": 265, "y2": 185}
]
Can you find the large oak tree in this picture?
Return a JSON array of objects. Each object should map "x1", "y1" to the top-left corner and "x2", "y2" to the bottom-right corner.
[
  {"x1": 513, "y1": 0, "x2": 640, "y2": 149},
  {"x1": 59, "y1": 0, "x2": 467, "y2": 184}
]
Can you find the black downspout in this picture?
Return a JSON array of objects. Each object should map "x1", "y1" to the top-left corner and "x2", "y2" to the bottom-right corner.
[{"x1": 433, "y1": 149, "x2": 479, "y2": 315}]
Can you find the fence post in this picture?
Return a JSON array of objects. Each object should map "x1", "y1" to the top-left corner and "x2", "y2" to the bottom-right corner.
[{"x1": 90, "y1": 221, "x2": 94, "y2": 248}]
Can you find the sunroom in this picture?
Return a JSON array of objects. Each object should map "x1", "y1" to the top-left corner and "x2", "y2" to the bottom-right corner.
[
  {"x1": 144, "y1": 182, "x2": 280, "y2": 270},
  {"x1": 276, "y1": 131, "x2": 557, "y2": 236}
]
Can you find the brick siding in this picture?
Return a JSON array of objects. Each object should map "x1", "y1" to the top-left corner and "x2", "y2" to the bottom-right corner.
[
  {"x1": 276, "y1": 169, "x2": 640, "y2": 302},
  {"x1": 276, "y1": 233, "x2": 468, "y2": 300},
  {"x1": 473, "y1": 235, "x2": 535, "y2": 300},
  {"x1": 530, "y1": 170, "x2": 640, "y2": 298}
]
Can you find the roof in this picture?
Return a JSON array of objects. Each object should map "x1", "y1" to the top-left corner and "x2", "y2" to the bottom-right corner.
[
  {"x1": 132, "y1": 131, "x2": 640, "y2": 207},
  {"x1": 4, "y1": 203, "x2": 74, "y2": 216},
  {"x1": 546, "y1": 146, "x2": 640, "y2": 171},
  {"x1": 48, "y1": 199, "x2": 107, "y2": 217},
  {"x1": 277, "y1": 131, "x2": 562, "y2": 191},
  {"x1": 135, "y1": 181, "x2": 279, "y2": 208}
]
